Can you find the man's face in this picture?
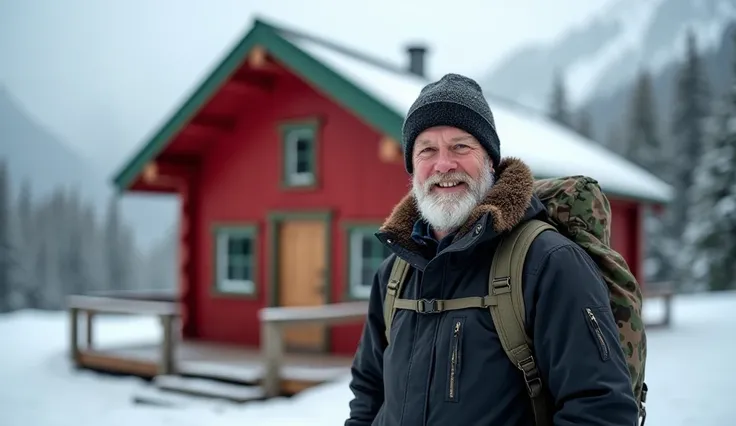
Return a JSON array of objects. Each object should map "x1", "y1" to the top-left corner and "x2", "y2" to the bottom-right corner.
[{"x1": 411, "y1": 126, "x2": 495, "y2": 233}]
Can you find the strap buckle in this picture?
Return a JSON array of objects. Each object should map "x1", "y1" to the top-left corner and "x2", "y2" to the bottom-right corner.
[
  {"x1": 387, "y1": 278, "x2": 400, "y2": 292},
  {"x1": 492, "y1": 277, "x2": 511, "y2": 295},
  {"x1": 416, "y1": 299, "x2": 442, "y2": 314},
  {"x1": 517, "y1": 356, "x2": 543, "y2": 398}
]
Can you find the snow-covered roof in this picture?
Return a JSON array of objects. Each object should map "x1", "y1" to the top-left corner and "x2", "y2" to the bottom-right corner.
[
  {"x1": 112, "y1": 18, "x2": 673, "y2": 204},
  {"x1": 283, "y1": 32, "x2": 673, "y2": 204}
]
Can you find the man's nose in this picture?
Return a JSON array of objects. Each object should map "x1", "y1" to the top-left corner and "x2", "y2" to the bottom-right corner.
[{"x1": 434, "y1": 150, "x2": 457, "y2": 174}]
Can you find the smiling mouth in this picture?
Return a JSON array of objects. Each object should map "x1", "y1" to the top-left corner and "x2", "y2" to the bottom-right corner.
[{"x1": 433, "y1": 181, "x2": 467, "y2": 189}]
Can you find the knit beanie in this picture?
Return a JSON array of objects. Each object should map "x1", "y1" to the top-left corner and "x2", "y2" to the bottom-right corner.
[{"x1": 401, "y1": 73, "x2": 501, "y2": 174}]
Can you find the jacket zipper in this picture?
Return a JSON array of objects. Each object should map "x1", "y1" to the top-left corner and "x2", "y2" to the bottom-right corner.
[
  {"x1": 586, "y1": 308, "x2": 610, "y2": 361},
  {"x1": 447, "y1": 319, "x2": 462, "y2": 401}
]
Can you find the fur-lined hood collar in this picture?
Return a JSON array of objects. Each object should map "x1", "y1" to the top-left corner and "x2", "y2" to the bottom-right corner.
[{"x1": 378, "y1": 157, "x2": 540, "y2": 253}]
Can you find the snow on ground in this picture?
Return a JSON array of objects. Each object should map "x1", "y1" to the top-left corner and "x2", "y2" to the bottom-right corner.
[{"x1": 1, "y1": 291, "x2": 735, "y2": 426}]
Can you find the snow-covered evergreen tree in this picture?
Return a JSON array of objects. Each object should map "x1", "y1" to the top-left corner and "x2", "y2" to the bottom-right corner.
[
  {"x1": 0, "y1": 160, "x2": 11, "y2": 312},
  {"x1": 37, "y1": 190, "x2": 65, "y2": 308},
  {"x1": 682, "y1": 87, "x2": 736, "y2": 292},
  {"x1": 10, "y1": 180, "x2": 34, "y2": 309},
  {"x1": 624, "y1": 68, "x2": 676, "y2": 283},
  {"x1": 669, "y1": 30, "x2": 711, "y2": 241},
  {"x1": 0, "y1": 171, "x2": 153, "y2": 311},
  {"x1": 547, "y1": 70, "x2": 572, "y2": 129},
  {"x1": 604, "y1": 122, "x2": 624, "y2": 155},
  {"x1": 625, "y1": 68, "x2": 664, "y2": 173},
  {"x1": 574, "y1": 109, "x2": 594, "y2": 141},
  {"x1": 80, "y1": 203, "x2": 107, "y2": 294},
  {"x1": 59, "y1": 190, "x2": 89, "y2": 296},
  {"x1": 105, "y1": 195, "x2": 134, "y2": 292},
  {"x1": 17, "y1": 180, "x2": 31, "y2": 238}
]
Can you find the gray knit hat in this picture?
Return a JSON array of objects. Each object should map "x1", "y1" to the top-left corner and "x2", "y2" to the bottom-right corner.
[{"x1": 401, "y1": 73, "x2": 500, "y2": 174}]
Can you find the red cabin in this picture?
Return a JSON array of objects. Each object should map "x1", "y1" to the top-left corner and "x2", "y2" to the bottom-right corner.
[{"x1": 111, "y1": 18, "x2": 672, "y2": 356}]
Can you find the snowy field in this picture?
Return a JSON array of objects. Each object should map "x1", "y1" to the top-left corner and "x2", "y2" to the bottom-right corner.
[{"x1": 1, "y1": 291, "x2": 735, "y2": 426}]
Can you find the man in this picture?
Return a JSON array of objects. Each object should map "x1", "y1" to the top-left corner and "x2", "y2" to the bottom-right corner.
[{"x1": 344, "y1": 73, "x2": 639, "y2": 426}]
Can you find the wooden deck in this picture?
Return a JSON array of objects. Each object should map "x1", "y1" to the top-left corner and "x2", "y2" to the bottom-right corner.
[
  {"x1": 69, "y1": 283, "x2": 673, "y2": 404},
  {"x1": 66, "y1": 293, "x2": 365, "y2": 402},
  {"x1": 76, "y1": 340, "x2": 353, "y2": 397}
]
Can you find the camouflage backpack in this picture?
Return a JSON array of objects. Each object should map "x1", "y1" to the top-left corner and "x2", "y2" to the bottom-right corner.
[{"x1": 383, "y1": 175, "x2": 648, "y2": 426}]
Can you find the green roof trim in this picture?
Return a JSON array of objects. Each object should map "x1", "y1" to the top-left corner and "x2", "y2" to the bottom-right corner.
[{"x1": 111, "y1": 19, "x2": 404, "y2": 191}]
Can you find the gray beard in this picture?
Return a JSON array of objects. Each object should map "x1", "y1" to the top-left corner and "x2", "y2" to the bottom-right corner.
[{"x1": 412, "y1": 160, "x2": 495, "y2": 234}]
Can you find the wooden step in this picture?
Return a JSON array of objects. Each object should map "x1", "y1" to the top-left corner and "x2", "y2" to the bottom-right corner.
[{"x1": 152, "y1": 375, "x2": 267, "y2": 403}]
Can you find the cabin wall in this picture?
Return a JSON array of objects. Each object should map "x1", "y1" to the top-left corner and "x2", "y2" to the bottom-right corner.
[
  {"x1": 609, "y1": 198, "x2": 643, "y2": 284},
  {"x1": 190, "y1": 71, "x2": 648, "y2": 355},
  {"x1": 193, "y1": 72, "x2": 409, "y2": 353}
]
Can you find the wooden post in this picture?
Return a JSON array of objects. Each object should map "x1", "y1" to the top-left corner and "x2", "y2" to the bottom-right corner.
[
  {"x1": 159, "y1": 314, "x2": 176, "y2": 375},
  {"x1": 69, "y1": 307, "x2": 80, "y2": 365},
  {"x1": 258, "y1": 302, "x2": 369, "y2": 398},
  {"x1": 662, "y1": 293, "x2": 673, "y2": 328},
  {"x1": 85, "y1": 311, "x2": 94, "y2": 349},
  {"x1": 262, "y1": 321, "x2": 284, "y2": 398}
]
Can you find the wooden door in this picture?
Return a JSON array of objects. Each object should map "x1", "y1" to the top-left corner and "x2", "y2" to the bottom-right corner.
[{"x1": 277, "y1": 219, "x2": 328, "y2": 352}]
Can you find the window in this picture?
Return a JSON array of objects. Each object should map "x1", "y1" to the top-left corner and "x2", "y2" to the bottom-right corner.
[
  {"x1": 214, "y1": 226, "x2": 257, "y2": 296},
  {"x1": 281, "y1": 122, "x2": 318, "y2": 187},
  {"x1": 347, "y1": 226, "x2": 392, "y2": 299}
]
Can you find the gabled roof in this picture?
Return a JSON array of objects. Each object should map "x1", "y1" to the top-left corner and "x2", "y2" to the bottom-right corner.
[{"x1": 112, "y1": 17, "x2": 673, "y2": 204}]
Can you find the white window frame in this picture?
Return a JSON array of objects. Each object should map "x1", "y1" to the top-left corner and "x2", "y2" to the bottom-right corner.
[
  {"x1": 284, "y1": 127, "x2": 315, "y2": 187},
  {"x1": 348, "y1": 227, "x2": 389, "y2": 299},
  {"x1": 215, "y1": 227, "x2": 256, "y2": 296}
]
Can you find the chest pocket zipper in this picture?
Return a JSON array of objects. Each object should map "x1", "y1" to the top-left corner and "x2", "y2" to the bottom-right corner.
[{"x1": 447, "y1": 317, "x2": 465, "y2": 402}]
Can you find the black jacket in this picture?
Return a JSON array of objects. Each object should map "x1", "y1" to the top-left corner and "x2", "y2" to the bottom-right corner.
[{"x1": 345, "y1": 158, "x2": 639, "y2": 426}]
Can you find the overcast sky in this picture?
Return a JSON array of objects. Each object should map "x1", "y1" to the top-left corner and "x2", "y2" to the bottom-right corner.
[{"x1": 0, "y1": 0, "x2": 614, "y2": 166}]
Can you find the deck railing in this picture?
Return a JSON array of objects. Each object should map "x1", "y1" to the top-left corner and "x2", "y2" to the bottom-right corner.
[
  {"x1": 258, "y1": 302, "x2": 368, "y2": 397},
  {"x1": 643, "y1": 281, "x2": 675, "y2": 329},
  {"x1": 66, "y1": 277, "x2": 675, "y2": 397},
  {"x1": 66, "y1": 294, "x2": 181, "y2": 375}
]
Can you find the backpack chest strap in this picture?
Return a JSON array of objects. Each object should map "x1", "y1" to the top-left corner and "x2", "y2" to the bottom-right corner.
[{"x1": 393, "y1": 295, "x2": 495, "y2": 314}]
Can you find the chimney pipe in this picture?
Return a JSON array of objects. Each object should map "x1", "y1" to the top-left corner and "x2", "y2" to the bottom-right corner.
[{"x1": 406, "y1": 44, "x2": 428, "y2": 77}]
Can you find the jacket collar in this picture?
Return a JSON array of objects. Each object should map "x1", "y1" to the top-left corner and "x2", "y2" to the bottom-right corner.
[{"x1": 376, "y1": 157, "x2": 545, "y2": 264}]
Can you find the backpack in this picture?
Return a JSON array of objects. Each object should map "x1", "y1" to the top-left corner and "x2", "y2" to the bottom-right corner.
[{"x1": 382, "y1": 175, "x2": 648, "y2": 426}]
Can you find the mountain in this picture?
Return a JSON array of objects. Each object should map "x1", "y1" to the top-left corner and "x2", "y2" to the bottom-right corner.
[
  {"x1": 0, "y1": 86, "x2": 177, "y2": 252},
  {"x1": 0, "y1": 86, "x2": 108, "y2": 207},
  {"x1": 583, "y1": 21, "x2": 736, "y2": 149},
  {"x1": 481, "y1": 0, "x2": 736, "y2": 110}
]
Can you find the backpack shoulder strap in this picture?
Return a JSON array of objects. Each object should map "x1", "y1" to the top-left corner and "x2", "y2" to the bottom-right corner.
[
  {"x1": 489, "y1": 219, "x2": 556, "y2": 426},
  {"x1": 384, "y1": 256, "x2": 411, "y2": 345}
]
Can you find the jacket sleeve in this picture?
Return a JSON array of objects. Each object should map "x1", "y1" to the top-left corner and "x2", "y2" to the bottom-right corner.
[
  {"x1": 345, "y1": 266, "x2": 387, "y2": 426},
  {"x1": 531, "y1": 244, "x2": 640, "y2": 426}
]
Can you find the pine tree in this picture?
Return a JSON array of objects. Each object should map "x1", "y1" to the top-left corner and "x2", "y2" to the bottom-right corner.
[
  {"x1": 625, "y1": 68, "x2": 675, "y2": 283},
  {"x1": 45, "y1": 189, "x2": 66, "y2": 308},
  {"x1": 17, "y1": 180, "x2": 31, "y2": 240},
  {"x1": 605, "y1": 122, "x2": 624, "y2": 154},
  {"x1": 625, "y1": 68, "x2": 663, "y2": 173},
  {"x1": 575, "y1": 110, "x2": 595, "y2": 141},
  {"x1": 60, "y1": 190, "x2": 87, "y2": 296},
  {"x1": 0, "y1": 160, "x2": 11, "y2": 312},
  {"x1": 105, "y1": 195, "x2": 132, "y2": 291},
  {"x1": 669, "y1": 29, "x2": 711, "y2": 240},
  {"x1": 29, "y1": 234, "x2": 48, "y2": 309},
  {"x1": 548, "y1": 70, "x2": 572, "y2": 129},
  {"x1": 682, "y1": 34, "x2": 736, "y2": 292},
  {"x1": 80, "y1": 204, "x2": 106, "y2": 293}
]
